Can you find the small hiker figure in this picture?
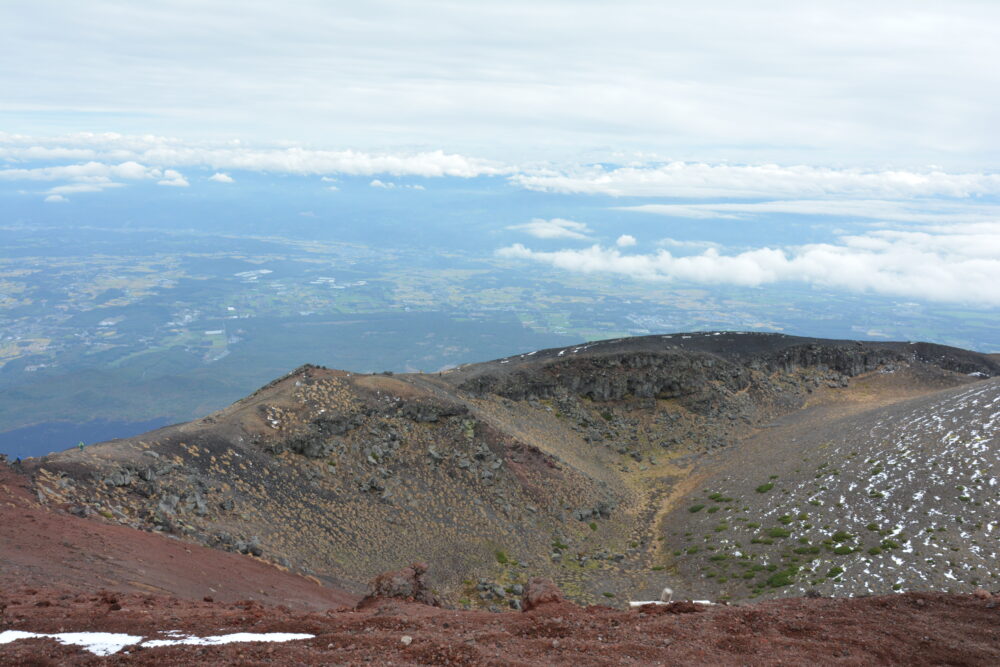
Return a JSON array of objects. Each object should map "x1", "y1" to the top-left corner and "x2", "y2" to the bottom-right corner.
[{"x1": 78, "y1": 441, "x2": 85, "y2": 452}]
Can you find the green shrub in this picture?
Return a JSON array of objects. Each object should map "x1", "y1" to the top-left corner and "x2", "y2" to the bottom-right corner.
[
  {"x1": 767, "y1": 567, "x2": 798, "y2": 588},
  {"x1": 793, "y1": 545, "x2": 821, "y2": 554},
  {"x1": 833, "y1": 546, "x2": 854, "y2": 555},
  {"x1": 831, "y1": 530, "x2": 853, "y2": 542},
  {"x1": 495, "y1": 550, "x2": 510, "y2": 564},
  {"x1": 756, "y1": 483, "x2": 775, "y2": 493},
  {"x1": 707, "y1": 506, "x2": 721, "y2": 514},
  {"x1": 827, "y1": 566, "x2": 844, "y2": 577},
  {"x1": 778, "y1": 515, "x2": 793, "y2": 525},
  {"x1": 689, "y1": 504, "x2": 706, "y2": 513},
  {"x1": 866, "y1": 523, "x2": 880, "y2": 531},
  {"x1": 589, "y1": 522, "x2": 598, "y2": 531},
  {"x1": 868, "y1": 547, "x2": 882, "y2": 556},
  {"x1": 768, "y1": 527, "x2": 792, "y2": 538}
]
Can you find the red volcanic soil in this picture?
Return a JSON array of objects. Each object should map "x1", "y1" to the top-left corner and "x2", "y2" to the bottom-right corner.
[
  {"x1": 4, "y1": 465, "x2": 1000, "y2": 665},
  {"x1": 0, "y1": 466, "x2": 356, "y2": 611},
  {"x1": 3, "y1": 588, "x2": 1000, "y2": 665}
]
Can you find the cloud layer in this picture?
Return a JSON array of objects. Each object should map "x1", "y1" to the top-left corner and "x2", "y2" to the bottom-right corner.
[
  {"x1": 620, "y1": 199, "x2": 1000, "y2": 224},
  {"x1": 498, "y1": 222, "x2": 1000, "y2": 306},
  {"x1": 514, "y1": 163, "x2": 1000, "y2": 199},
  {"x1": 3, "y1": 2, "x2": 1000, "y2": 165},
  {"x1": 506, "y1": 218, "x2": 593, "y2": 240},
  {"x1": 0, "y1": 133, "x2": 503, "y2": 199},
  {"x1": 0, "y1": 133, "x2": 507, "y2": 178}
]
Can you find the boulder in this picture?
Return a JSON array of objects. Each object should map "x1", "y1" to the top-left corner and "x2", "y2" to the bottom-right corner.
[{"x1": 521, "y1": 577, "x2": 565, "y2": 611}]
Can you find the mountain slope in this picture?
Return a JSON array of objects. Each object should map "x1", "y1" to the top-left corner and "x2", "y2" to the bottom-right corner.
[
  {"x1": 21, "y1": 332, "x2": 1000, "y2": 605},
  {"x1": 0, "y1": 465, "x2": 356, "y2": 610}
]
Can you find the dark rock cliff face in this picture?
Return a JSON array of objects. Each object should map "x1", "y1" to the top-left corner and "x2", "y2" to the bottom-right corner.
[
  {"x1": 459, "y1": 350, "x2": 748, "y2": 405},
  {"x1": 456, "y1": 337, "x2": 1000, "y2": 408},
  {"x1": 758, "y1": 341, "x2": 999, "y2": 377}
]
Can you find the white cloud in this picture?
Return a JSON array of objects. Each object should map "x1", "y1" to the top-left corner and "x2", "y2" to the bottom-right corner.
[
  {"x1": 0, "y1": 158, "x2": 181, "y2": 197},
  {"x1": 43, "y1": 194, "x2": 67, "y2": 203},
  {"x1": 369, "y1": 178, "x2": 425, "y2": 190},
  {"x1": 0, "y1": 134, "x2": 490, "y2": 198},
  {"x1": 621, "y1": 199, "x2": 1000, "y2": 224},
  {"x1": 506, "y1": 218, "x2": 593, "y2": 240},
  {"x1": 46, "y1": 181, "x2": 123, "y2": 194},
  {"x1": 157, "y1": 169, "x2": 189, "y2": 187},
  {"x1": 616, "y1": 234, "x2": 637, "y2": 247},
  {"x1": 514, "y1": 163, "x2": 1000, "y2": 199},
  {"x1": 0, "y1": 160, "x2": 158, "y2": 183},
  {"x1": 497, "y1": 221, "x2": 1000, "y2": 306},
  {"x1": 0, "y1": 134, "x2": 508, "y2": 179},
  {"x1": 6, "y1": 134, "x2": 1000, "y2": 207}
]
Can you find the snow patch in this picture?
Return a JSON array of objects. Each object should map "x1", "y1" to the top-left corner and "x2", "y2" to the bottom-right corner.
[
  {"x1": 0, "y1": 631, "x2": 144, "y2": 656},
  {"x1": 142, "y1": 632, "x2": 315, "y2": 648},
  {"x1": 0, "y1": 630, "x2": 315, "y2": 656}
]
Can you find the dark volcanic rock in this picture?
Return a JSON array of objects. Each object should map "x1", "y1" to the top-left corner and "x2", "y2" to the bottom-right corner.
[
  {"x1": 454, "y1": 333, "x2": 1000, "y2": 404},
  {"x1": 398, "y1": 400, "x2": 467, "y2": 422}
]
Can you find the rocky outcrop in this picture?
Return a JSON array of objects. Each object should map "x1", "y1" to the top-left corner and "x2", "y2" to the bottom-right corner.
[
  {"x1": 359, "y1": 562, "x2": 441, "y2": 608},
  {"x1": 456, "y1": 337, "x2": 1000, "y2": 407},
  {"x1": 459, "y1": 350, "x2": 749, "y2": 404}
]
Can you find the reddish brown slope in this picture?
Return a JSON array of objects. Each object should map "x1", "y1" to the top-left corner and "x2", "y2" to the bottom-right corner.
[
  {"x1": 2, "y1": 588, "x2": 999, "y2": 665},
  {"x1": 0, "y1": 466, "x2": 357, "y2": 610}
]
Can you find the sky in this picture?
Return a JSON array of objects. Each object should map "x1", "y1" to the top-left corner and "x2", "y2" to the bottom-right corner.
[
  {"x1": 2, "y1": 1, "x2": 1000, "y2": 308},
  {"x1": 3, "y1": 0, "x2": 999, "y2": 165}
]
